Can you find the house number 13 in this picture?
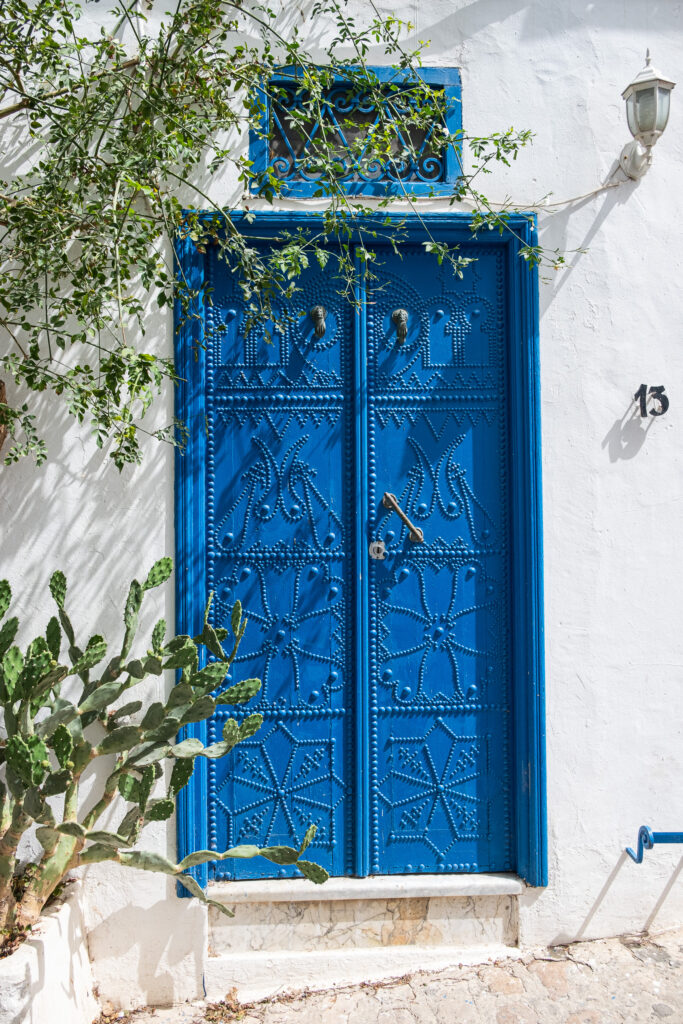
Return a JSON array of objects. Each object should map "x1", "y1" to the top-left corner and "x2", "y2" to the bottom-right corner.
[{"x1": 634, "y1": 384, "x2": 669, "y2": 417}]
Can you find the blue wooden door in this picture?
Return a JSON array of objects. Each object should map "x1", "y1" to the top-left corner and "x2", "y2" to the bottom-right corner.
[
  {"x1": 363, "y1": 245, "x2": 511, "y2": 874},
  {"x1": 203, "y1": 239, "x2": 512, "y2": 879}
]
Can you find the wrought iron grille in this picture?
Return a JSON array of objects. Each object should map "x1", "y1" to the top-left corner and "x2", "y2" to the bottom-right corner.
[{"x1": 250, "y1": 68, "x2": 462, "y2": 197}]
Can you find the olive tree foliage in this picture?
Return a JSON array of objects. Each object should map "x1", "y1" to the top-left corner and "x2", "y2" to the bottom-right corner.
[{"x1": 0, "y1": 0, "x2": 547, "y2": 468}]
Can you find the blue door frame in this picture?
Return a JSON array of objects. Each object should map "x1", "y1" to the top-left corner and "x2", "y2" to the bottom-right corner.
[{"x1": 175, "y1": 211, "x2": 546, "y2": 889}]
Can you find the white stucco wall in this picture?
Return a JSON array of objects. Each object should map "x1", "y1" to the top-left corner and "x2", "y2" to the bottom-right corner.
[{"x1": 3, "y1": 0, "x2": 683, "y2": 1007}]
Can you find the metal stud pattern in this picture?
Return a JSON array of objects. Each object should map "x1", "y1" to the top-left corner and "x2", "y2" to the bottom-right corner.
[
  {"x1": 201, "y1": 240, "x2": 513, "y2": 879},
  {"x1": 366, "y1": 246, "x2": 512, "y2": 874}
]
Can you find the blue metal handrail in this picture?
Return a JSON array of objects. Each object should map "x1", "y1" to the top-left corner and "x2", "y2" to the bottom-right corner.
[{"x1": 626, "y1": 825, "x2": 683, "y2": 863}]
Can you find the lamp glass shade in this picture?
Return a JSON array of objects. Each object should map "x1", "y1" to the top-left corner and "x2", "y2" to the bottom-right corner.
[
  {"x1": 625, "y1": 93, "x2": 639, "y2": 137},
  {"x1": 656, "y1": 87, "x2": 671, "y2": 131},
  {"x1": 635, "y1": 86, "x2": 657, "y2": 133}
]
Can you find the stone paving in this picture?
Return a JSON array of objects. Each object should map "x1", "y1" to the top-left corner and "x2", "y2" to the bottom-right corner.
[{"x1": 98, "y1": 929, "x2": 683, "y2": 1024}]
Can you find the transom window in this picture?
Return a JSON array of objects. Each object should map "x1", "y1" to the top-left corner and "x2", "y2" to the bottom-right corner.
[{"x1": 249, "y1": 67, "x2": 462, "y2": 197}]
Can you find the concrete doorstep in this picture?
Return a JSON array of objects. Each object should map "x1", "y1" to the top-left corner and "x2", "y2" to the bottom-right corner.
[{"x1": 95, "y1": 927, "x2": 683, "y2": 1024}]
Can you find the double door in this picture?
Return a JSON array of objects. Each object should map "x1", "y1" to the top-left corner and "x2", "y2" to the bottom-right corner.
[{"x1": 202, "y1": 240, "x2": 514, "y2": 878}]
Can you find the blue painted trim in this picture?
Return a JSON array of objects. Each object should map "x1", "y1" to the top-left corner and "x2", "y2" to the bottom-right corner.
[
  {"x1": 626, "y1": 826, "x2": 683, "y2": 864},
  {"x1": 250, "y1": 66, "x2": 462, "y2": 198},
  {"x1": 506, "y1": 218, "x2": 547, "y2": 888},
  {"x1": 353, "y1": 250, "x2": 370, "y2": 877},
  {"x1": 175, "y1": 210, "x2": 547, "y2": 889},
  {"x1": 174, "y1": 233, "x2": 210, "y2": 895}
]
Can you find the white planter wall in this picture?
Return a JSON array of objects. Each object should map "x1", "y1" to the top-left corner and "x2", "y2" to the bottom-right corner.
[
  {"x1": 3, "y1": 0, "x2": 683, "y2": 1010},
  {"x1": 0, "y1": 886, "x2": 98, "y2": 1024}
]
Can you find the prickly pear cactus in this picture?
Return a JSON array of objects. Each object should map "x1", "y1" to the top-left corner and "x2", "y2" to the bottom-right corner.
[{"x1": 0, "y1": 558, "x2": 328, "y2": 945}]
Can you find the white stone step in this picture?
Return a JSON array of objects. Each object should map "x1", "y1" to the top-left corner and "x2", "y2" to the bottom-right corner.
[{"x1": 205, "y1": 873, "x2": 525, "y2": 1002}]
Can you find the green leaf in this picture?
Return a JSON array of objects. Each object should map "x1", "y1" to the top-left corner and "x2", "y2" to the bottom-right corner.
[
  {"x1": 118, "y1": 806, "x2": 143, "y2": 842},
  {"x1": 118, "y1": 849, "x2": 177, "y2": 875},
  {"x1": 259, "y1": 845, "x2": 300, "y2": 865},
  {"x1": 178, "y1": 844, "x2": 260, "y2": 870},
  {"x1": 111, "y1": 700, "x2": 143, "y2": 721},
  {"x1": 231, "y1": 600, "x2": 242, "y2": 636},
  {"x1": 79, "y1": 679, "x2": 128, "y2": 713},
  {"x1": 166, "y1": 681, "x2": 194, "y2": 710},
  {"x1": 142, "y1": 655, "x2": 163, "y2": 676},
  {"x1": 84, "y1": 830, "x2": 131, "y2": 848},
  {"x1": 238, "y1": 713, "x2": 263, "y2": 741},
  {"x1": 6, "y1": 735, "x2": 49, "y2": 787},
  {"x1": 179, "y1": 695, "x2": 215, "y2": 726},
  {"x1": 201, "y1": 740, "x2": 231, "y2": 758},
  {"x1": 98, "y1": 725, "x2": 142, "y2": 755},
  {"x1": 4, "y1": 765, "x2": 25, "y2": 799},
  {"x1": 19, "y1": 649, "x2": 52, "y2": 696},
  {"x1": 0, "y1": 580, "x2": 10, "y2": 620},
  {"x1": 37, "y1": 698, "x2": 78, "y2": 738},
  {"x1": 162, "y1": 635, "x2": 192, "y2": 655},
  {"x1": 57, "y1": 821, "x2": 86, "y2": 838},
  {"x1": 118, "y1": 773, "x2": 141, "y2": 803},
  {"x1": 122, "y1": 579, "x2": 143, "y2": 657},
  {"x1": 3, "y1": 646, "x2": 23, "y2": 693},
  {"x1": 197, "y1": 623, "x2": 225, "y2": 660},
  {"x1": 145, "y1": 719, "x2": 182, "y2": 743},
  {"x1": 100, "y1": 655, "x2": 124, "y2": 683},
  {"x1": 71, "y1": 740, "x2": 92, "y2": 774},
  {"x1": 222, "y1": 718, "x2": 239, "y2": 749},
  {"x1": 141, "y1": 702, "x2": 164, "y2": 730},
  {"x1": 138, "y1": 764, "x2": 155, "y2": 811},
  {"x1": 49, "y1": 571, "x2": 67, "y2": 609},
  {"x1": 72, "y1": 635, "x2": 107, "y2": 674},
  {"x1": 170, "y1": 757, "x2": 194, "y2": 795},
  {"x1": 171, "y1": 738, "x2": 204, "y2": 758},
  {"x1": 300, "y1": 823, "x2": 317, "y2": 854},
  {"x1": 51, "y1": 723, "x2": 74, "y2": 768},
  {"x1": 58, "y1": 607, "x2": 75, "y2": 646},
  {"x1": 24, "y1": 787, "x2": 55, "y2": 825},
  {"x1": 33, "y1": 664, "x2": 69, "y2": 696},
  {"x1": 36, "y1": 826, "x2": 61, "y2": 851},
  {"x1": 215, "y1": 677, "x2": 261, "y2": 705},
  {"x1": 145, "y1": 798, "x2": 174, "y2": 821},
  {"x1": 192, "y1": 661, "x2": 230, "y2": 693},
  {"x1": 151, "y1": 619, "x2": 166, "y2": 653},
  {"x1": 125, "y1": 659, "x2": 146, "y2": 679},
  {"x1": 0, "y1": 617, "x2": 18, "y2": 659},
  {"x1": 163, "y1": 642, "x2": 198, "y2": 671},
  {"x1": 124, "y1": 740, "x2": 172, "y2": 767},
  {"x1": 79, "y1": 844, "x2": 117, "y2": 865},
  {"x1": 175, "y1": 873, "x2": 235, "y2": 917},
  {"x1": 143, "y1": 557, "x2": 173, "y2": 591},
  {"x1": 45, "y1": 617, "x2": 61, "y2": 660},
  {"x1": 43, "y1": 769, "x2": 72, "y2": 796},
  {"x1": 296, "y1": 860, "x2": 329, "y2": 884}
]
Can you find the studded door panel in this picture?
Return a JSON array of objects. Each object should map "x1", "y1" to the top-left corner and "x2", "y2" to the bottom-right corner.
[
  {"x1": 203, "y1": 241, "x2": 512, "y2": 879},
  {"x1": 206, "y1": 251, "x2": 353, "y2": 878},
  {"x1": 366, "y1": 246, "x2": 512, "y2": 874}
]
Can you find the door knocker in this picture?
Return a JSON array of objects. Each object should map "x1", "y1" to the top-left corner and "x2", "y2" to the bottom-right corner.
[
  {"x1": 310, "y1": 305, "x2": 327, "y2": 339},
  {"x1": 392, "y1": 308, "x2": 408, "y2": 344}
]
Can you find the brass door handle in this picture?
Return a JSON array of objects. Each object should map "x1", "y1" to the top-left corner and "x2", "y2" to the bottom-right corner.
[{"x1": 382, "y1": 492, "x2": 424, "y2": 544}]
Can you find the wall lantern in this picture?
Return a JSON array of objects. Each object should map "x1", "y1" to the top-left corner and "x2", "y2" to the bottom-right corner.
[{"x1": 620, "y1": 51, "x2": 675, "y2": 179}]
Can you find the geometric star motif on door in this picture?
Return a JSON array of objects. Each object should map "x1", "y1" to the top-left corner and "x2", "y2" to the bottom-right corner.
[
  {"x1": 378, "y1": 562, "x2": 494, "y2": 705},
  {"x1": 215, "y1": 722, "x2": 345, "y2": 849},
  {"x1": 216, "y1": 562, "x2": 345, "y2": 708},
  {"x1": 378, "y1": 720, "x2": 484, "y2": 859}
]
